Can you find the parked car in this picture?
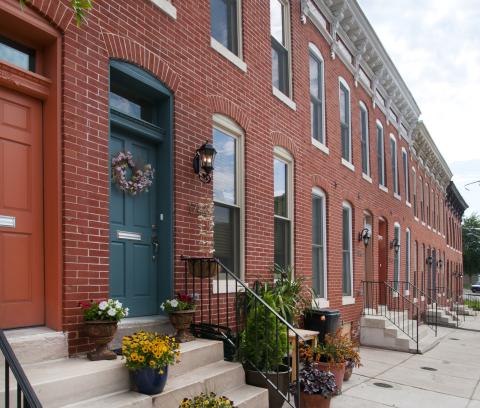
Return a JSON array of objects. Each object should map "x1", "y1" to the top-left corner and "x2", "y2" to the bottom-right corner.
[{"x1": 471, "y1": 281, "x2": 480, "y2": 293}]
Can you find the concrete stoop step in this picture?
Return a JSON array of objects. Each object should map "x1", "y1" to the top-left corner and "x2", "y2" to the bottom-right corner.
[
  {"x1": 360, "y1": 313, "x2": 440, "y2": 354},
  {"x1": 426, "y1": 308, "x2": 458, "y2": 327},
  {"x1": 1, "y1": 339, "x2": 268, "y2": 408}
]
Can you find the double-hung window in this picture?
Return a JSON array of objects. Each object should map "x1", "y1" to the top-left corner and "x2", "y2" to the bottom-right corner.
[
  {"x1": 312, "y1": 188, "x2": 327, "y2": 299},
  {"x1": 412, "y1": 168, "x2": 417, "y2": 217},
  {"x1": 211, "y1": 0, "x2": 241, "y2": 57},
  {"x1": 405, "y1": 228, "x2": 411, "y2": 290},
  {"x1": 390, "y1": 135, "x2": 399, "y2": 196},
  {"x1": 393, "y1": 224, "x2": 401, "y2": 290},
  {"x1": 274, "y1": 148, "x2": 293, "y2": 268},
  {"x1": 402, "y1": 148, "x2": 410, "y2": 204},
  {"x1": 309, "y1": 44, "x2": 325, "y2": 145},
  {"x1": 420, "y1": 177, "x2": 424, "y2": 222},
  {"x1": 271, "y1": 0, "x2": 291, "y2": 97},
  {"x1": 433, "y1": 192, "x2": 437, "y2": 230},
  {"x1": 360, "y1": 102, "x2": 370, "y2": 177},
  {"x1": 376, "y1": 122, "x2": 386, "y2": 187},
  {"x1": 342, "y1": 202, "x2": 353, "y2": 302},
  {"x1": 213, "y1": 115, "x2": 243, "y2": 277},
  {"x1": 426, "y1": 183, "x2": 430, "y2": 225},
  {"x1": 339, "y1": 79, "x2": 351, "y2": 164}
]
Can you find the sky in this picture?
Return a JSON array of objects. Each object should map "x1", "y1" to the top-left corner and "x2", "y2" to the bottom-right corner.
[{"x1": 358, "y1": 0, "x2": 480, "y2": 217}]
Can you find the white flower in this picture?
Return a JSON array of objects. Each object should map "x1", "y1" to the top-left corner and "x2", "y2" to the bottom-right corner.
[
  {"x1": 99, "y1": 301, "x2": 108, "y2": 311},
  {"x1": 160, "y1": 303, "x2": 165, "y2": 311},
  {"x1": 115, "y1": 300, "x2": 122, "y2": 308},
  {"x1": 124, "y1": 308, "x2": 129, "y2": 317},
  {"x1": 107, "y1": 308, "x2": 117, "y2": 317},
  {"x1": 170, "y1": 299, "x2": 179, "y2": 308}
]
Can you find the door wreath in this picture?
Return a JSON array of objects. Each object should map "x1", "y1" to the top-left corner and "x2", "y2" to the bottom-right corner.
[{"x1": 111, "y1": 151, "x2": 155, "y2": 195}]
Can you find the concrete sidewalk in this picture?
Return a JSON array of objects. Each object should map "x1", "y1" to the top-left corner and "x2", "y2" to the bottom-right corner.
[{"x1": 333, "y1": 324, "x2": 480, "y2": 407}]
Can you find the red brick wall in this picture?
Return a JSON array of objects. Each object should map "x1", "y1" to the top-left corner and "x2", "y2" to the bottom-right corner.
[{"x1": 20, "y1": 0, "x2": 463, "y2": 354}]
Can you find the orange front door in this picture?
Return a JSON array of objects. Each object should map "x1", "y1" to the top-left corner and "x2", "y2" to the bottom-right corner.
[{"x1": 0, "y1": 87, "x2": 44, "y2": 328}]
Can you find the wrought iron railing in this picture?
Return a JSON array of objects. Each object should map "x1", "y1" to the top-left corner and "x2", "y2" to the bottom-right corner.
[
  {"x1": 362, "y1": 281, "x2": 419, "y2": 353},
  {"x1": 387, "y1": 280, "x2": 437, "y2": 336},
  {"x1": 463, "y1": 293, "x2": 480, "y2": 316},
  {"x1": 181, "y1": 256, "x2": 303, "y2": 408},
  {"x1": 1, "y1": 330, "x2": 42, "y2": 408}
]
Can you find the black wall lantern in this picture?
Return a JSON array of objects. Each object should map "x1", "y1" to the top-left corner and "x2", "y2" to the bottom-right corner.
[
  {"x1": 391, "y1": 238, "x2": 400, "y2": 253},
  {"x1": 437, "y1": 259, "x2": 443, "y2": 269},
  {"x1": 193, "y1": 140, "x2": 217, "y2": 183},
  {"x1": 359, "y1": 228, "x2": 371, "y2": 246},
  {"x1": 426, "y1": 256, "x2": 433, "y2": 266}
]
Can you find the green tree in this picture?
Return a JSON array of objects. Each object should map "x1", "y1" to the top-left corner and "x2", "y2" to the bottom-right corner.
[
  {"x1": 463, "y1": 213, "x2": 480, "y2": 275},
  {"x1": 19, "y1": 0, "x2": 93, "y2": 26}
]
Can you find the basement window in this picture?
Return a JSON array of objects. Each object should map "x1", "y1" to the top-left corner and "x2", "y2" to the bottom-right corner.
[{"x1": 0, "y1": 35, "x2": 35, "y2": 72}]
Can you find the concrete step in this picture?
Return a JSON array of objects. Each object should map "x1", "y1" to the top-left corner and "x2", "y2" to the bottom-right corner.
[
  {"x1": 112, "y1": 316, "x2": 174, "y2": 350},
  {"x1": 152, "y1": 360, "x2": 246, "y2": 407},
  {"x1": 1, "y1": 339, "x2": 225, "y2": 408},
  {"x1": 1, "y1": 327, "x2": 68, "y2": 365},
  {"x1": 63, "y1": 391, "x2": 152, "y2": 408},
  {"x1": 226, "y1": 384, "x2": 269, "y2": 408}
]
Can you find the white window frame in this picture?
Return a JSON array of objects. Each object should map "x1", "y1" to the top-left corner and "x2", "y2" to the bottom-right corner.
[
  {"x1": 390, "y1": 134, "x2": 399, "y2": 198},
  {"x1": 419, "y1": 176, "x2": 424, "y2": 223},
  {"x1": 210, "y1": 0, "x2": 246, "y2": 71},
  {"x1": 342, "y1": 201, "x2": 354, "y2": 305},
  {"x1": 274, "y1": 146, "x2": 294, "y2": 269},
  {"x1": 312, "y1": 187, "x2": 328, "y2": 305},
  {"x1": 359, "y1": 101, "x2": 370, "y2": 178},
  {"x1": 376, "y1": 120, "x2": 386, "y2": 189},
  {"x1": 393, "y1": 223, "x2": 401, "y2": 290},
  {"x1": 309, "y1": 43, "x2": 327, "y2": 153},
  {"x1": 339, "y1": 77, "x2": 352, "y2": 166},
  {"x1": 412, "y1": 167, "x2": 418, "y2": 220},
  {"x1": 426, "y1": 182, "x2": 430, "y2": 226},
  {"x1": 271, "y1": 0, "x2": 293, "y2": 100},
  {"x1": 405, "y1": 228, "x2": 411, "y2": 294},
  {"x1": 150, "y1": 0, "x2": 177, "y2": 19},
  {"x1": 402, "y1": 147, "x2": 410, "y2": 206},
  {"x1": 212, "y1": 114, "x2": 245, "y2": 290}
]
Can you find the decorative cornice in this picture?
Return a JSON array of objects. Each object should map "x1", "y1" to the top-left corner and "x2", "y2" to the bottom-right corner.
[{"x1": 412, "y1": 122, "x2": 452, "y2": 189}]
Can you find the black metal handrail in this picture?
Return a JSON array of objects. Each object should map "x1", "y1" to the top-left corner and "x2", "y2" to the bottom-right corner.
[
  {"x1": 362, "y1": 281, "x2": 419, "y2": 353},
  {"x1": 1, "y1": 330, "x2": 42, "y2": 408},
  {"x1": 387, "y1": 280, "x2": 437, "y2": 336},
  {"x1": 181, "y1": 256, "x2": 303, "y2": 408},
  {"x1": 463, "y1": 293, "x2": 480, "y2": 316}
]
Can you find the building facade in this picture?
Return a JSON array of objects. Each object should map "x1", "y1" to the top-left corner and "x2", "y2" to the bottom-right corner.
[{"x1": 0, "y1": 0, "x2": 466, "y2": 354}]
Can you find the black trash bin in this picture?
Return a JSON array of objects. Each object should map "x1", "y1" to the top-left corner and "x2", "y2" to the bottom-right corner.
[{"x1": 304, "y1": 308, "x2": 341, "y2": 343}]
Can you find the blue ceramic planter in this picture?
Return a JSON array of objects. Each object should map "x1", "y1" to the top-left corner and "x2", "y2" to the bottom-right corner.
[{"x1": 132, "y1": 366, "x2": 168, "y2": 395}]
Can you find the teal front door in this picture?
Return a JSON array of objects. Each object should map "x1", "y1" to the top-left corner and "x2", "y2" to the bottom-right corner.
[
  {"x1": 108, "y1": 60, "x2": 174, "y2": 318},
  {"x1": 110, "y1": 126, "x2": 159, "y2": 316}
]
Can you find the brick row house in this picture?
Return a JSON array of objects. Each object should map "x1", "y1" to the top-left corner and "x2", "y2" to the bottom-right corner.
[{"x1": 0, "y1": 0, "x2": 467, "y2": 361}]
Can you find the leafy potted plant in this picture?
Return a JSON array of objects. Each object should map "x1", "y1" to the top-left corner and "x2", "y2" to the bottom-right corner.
[
  {"x1": 290, "y1": 363, "x2": 337, "y2": 408},
  {"x1": 122, "y1": 331, "x2": 180, "y2": 395},
  {"x1": 300, "y1": 330, "x2": 352, "y2": 393},
  {"x1": 241, "y1": 291, "x2": 289, "y2": 408},
  {"x1": 179, "y1": 392, "x2": 237, "y2": 407},
  {"x1": 343, "y1": 339, "x2": 361, "y2": 381},
  {"x1": 161, "y1": 293, "x2": 196, "y2": 342},
  {"x1": 81, "y1": 299, "x2": 129, "y2": 361}
]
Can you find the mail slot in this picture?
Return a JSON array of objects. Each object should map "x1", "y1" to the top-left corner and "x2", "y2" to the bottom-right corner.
[
  {"x1": 117, "y1": 230, "x2": 142, "y2": 241},
  {"x1": 0, "y1": 215, "x2": 16, "y2": 228}
]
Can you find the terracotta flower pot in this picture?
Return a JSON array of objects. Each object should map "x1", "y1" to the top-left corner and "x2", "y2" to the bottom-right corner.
[
  {"x1": 300, "y1": 393, "x2": 332, "y2": 408},
  {"x1": 344, "y1": 365, "x2": 353, "y2": 381},
  {"x1": 169, "y1": 310, "x2": 195, "y2": 342},
  {"x1": 85, "y1": 321, "x2": 118, "y2": 361},
  {"x1": 314, "y1": 361, "x2": 346, "y2": 393},
  {"x1": 187, "y1": 259, "x2": 219, "y2": 278}
]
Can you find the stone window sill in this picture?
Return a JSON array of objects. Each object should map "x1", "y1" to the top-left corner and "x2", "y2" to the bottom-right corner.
[
  {"x1": 312, "y1": 138, "x2": 329, "y2": 155},
  {"x1": 210, "y1": 37, "x2": 247, "y2": 72},
  {"x1": 150, "y1": 0, "x2": 177, "y2": 19},
  {"x1": 341, "y1": 158, "x2": 355, "y2": 172},
  {"x1": 272, "y1": 86, "x2": 297, "y2": 111},
  {"x1": 342, "y1": 296, "x2": 355, "y2": 306}
]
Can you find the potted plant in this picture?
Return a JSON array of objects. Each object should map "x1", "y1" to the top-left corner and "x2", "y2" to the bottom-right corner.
[
  {"x1": 179, "y1": 392, "x2": 237, "y2": 407},
  {"x1": 290, "y1": 363, "x2": 337, "y2": 408},
  {"x1": 241, "y1": 291, "x2": 289, "y2": 408},
  {"x1": 122, "y1": 331, "x2": 180, "y2": 395},
  {"x1": 300, "y1": 330, "x2": 352, "y2": 393},
  {"x1": 81, "y1": 299, "x2": 128, "y2": 361},
  {"x1": 343, "y1": 341, "x2": 361, "y2": 381},
  {"x1": 161, "y1": 293, "x2": 196, "y2": 342}
]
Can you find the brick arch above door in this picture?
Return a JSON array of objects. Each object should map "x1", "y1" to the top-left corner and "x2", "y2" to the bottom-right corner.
[
  {"x1": 207, "y1": 95, "x2": 252, "y2": 132},
  {"x1": 102, "y1": 32, "x2": 181, "y2": 93}
]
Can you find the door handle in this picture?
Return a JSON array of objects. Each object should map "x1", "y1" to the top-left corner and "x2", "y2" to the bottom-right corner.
[{"x1": 152, "y1": 237, "x2": 159, "y2": 261}]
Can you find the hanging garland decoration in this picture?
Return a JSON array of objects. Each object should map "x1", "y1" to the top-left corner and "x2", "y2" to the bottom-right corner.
[{"x1": 111, "y1": 151, "x2": 155, "y2": 195}]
